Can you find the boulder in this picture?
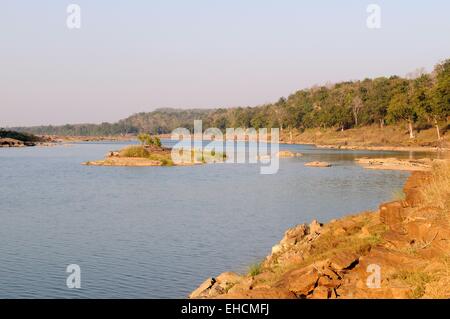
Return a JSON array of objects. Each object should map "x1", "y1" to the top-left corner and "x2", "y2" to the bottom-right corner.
[
  {"x1": 279, "y1": 266, "x2": 320, "y2": 297},
  {"x1": 189, "y1": 278, "x2": 216, "y2": 299},
  {"x1": 305, "y1": 161, "x2": 332, "y2": 168},
  {"x1": 379, "y1": 201, "x2": 405, "y2": 231},
  {"x1": 0, "y1": 138, "x2": 24, "y2": 147},
  {"x1": 309, "y1": 220, "x2": 322, "y2": 234},
  {"x1": 329, "y1": 253, "x2": 359, "y2": 270},
  {"x1": 216, "y1": 272, "x2": 242, "y2": 288}
]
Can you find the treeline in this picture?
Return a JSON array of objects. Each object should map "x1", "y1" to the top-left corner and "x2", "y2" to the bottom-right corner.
[{"x1": 14, "y1": 59, "x2": 450, "y2": 138}]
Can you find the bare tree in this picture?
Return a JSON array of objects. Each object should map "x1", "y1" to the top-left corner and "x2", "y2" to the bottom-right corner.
[{"x1": 351, "y1": 96, "x2": 364, "y2": 126}]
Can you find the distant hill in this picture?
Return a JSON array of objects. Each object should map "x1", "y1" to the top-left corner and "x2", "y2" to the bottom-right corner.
[{"x1": 12, "y1": 59, "x2": 450, "y2": 138}]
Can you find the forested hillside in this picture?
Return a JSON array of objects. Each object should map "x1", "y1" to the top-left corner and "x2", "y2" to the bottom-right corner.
[{"x1": 13, "y1": 59, "x2": 450, "y2": 138}]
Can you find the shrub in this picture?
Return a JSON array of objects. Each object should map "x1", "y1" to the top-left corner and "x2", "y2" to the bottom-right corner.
[
  {"x1": 119, "y1": 146, "x2": 150, "y2": 158},
  {"x1": 248, "y1": 262, "x2": 263, "y2": 277},
  {"x1": 137, "y1": 133, "x2": 153, "y2": 146},
  {"x1": 153, "y1": 136, "x2": 162, "y2": 147}
]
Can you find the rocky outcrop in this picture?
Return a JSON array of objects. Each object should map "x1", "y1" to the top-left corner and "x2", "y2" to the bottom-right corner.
[
  {"x1": 0, "y1": 138, "x2": 26, "y2": 147},
  {"x1": 355, "y1": 157, "x2": 436, "y2": 171},
  {"x1": 304, "y1": 161, "x2": 332, "y2": 167},
  {"x1": 190, "y1": 168, "x2": 450, "y2": 299}
]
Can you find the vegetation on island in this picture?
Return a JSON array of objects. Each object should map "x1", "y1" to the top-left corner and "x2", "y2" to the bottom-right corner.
[
  {"x1": 13, "y1": 59, "x2": 450, "y2": 142},
  {"x1": 0, "y1": 128, "x2": 42, "y2": 143}
]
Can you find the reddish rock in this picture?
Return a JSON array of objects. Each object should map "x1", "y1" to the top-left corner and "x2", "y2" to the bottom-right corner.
[
  {"x1": 380, "y1": 201, "x2": 405, "y2": 231},
  {"x1": 329, "y1": 253, "x2": 359, "y2": 270}
]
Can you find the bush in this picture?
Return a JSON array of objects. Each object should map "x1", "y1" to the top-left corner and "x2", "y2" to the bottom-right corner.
[
  {"x1": 153, "y1": 136, "x2": 162, "y2": 147},
  {"x1": 248, "y1": 262, "x2": 263, "y2": 277},
  {"x1": 119, "y1": 146, "x2": 150, "y2": 158}
]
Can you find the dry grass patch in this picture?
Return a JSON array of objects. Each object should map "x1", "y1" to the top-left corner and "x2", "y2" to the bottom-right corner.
[
  {"x1": 391, "y1": 270, "x2": 433, "y2": 299},
  {"x1": 420, "y1": 161, "x2": 450, "y2": 211}
]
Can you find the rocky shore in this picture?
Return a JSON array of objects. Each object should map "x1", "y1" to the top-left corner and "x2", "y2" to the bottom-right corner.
[
  {"x1": 190, "y1": 162, "x2": 450, "y2": 299},
  {"x1": 279, "y1": 126, "x2": 450, "y2": 153},
  {"x1": 0, "y1": 137, "x2": 58, "y2": 148}
]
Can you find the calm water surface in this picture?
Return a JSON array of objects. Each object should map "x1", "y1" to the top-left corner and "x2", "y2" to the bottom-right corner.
[{"x1": 0, "y1": 141, "x2": 422, "y2": 298}]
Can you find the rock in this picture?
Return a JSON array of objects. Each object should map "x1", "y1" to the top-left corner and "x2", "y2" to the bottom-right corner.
[
  {"x1": 216, "y1": 272, "x2": 242, "y2": 288},
  {"x1": 280, "y1": 224, "x2": 308, "y2": 247},
  {"x1": 309, "y1": 220, "x2": 322, "y2": 234},
  {"x1": 318, "y1": 276, "x2": 341, "y2": 289},
  {"x1": 271, "y1": 244, "x2": 283, "y2": 255},
  {"x1": 219, "y1": 288, "x2": 297, "y2": 299},
  {"x1": 329, "y1": 253, "x2": 359, "y2": 270},
  {"x1": 279, "y1": 266, "x2": 320, "y2": 297},
  {"x1": 227, "y1": 277, "x2": 254, "y2": 295},
  {"x1": 358, "y1": 226, "x2": 371, "y2": 238},
  {"x1": 107, "y1": 151, "x2": 120, "y2": 157},
  {"x1": 208, "y1": 284, "x2": 225, "y2": 297},
  {"x1": 0, "y1": 138, "x2": 25, "y2": 147},
  {"x1": 305, "y1": 161, "x2": 332, "y2": 168},
  {"x1": 189, "y1": 278, "x2": 216, "y2": 299},
  {"x1": 379, "y1": 201, "x2": 405, "y2": 231},
  {"x1": 310, "y1": 286, "x2": 331, "y2": 299},
  {"x1": 404, "y1": 171, "x2": 429, "y2": 207}
]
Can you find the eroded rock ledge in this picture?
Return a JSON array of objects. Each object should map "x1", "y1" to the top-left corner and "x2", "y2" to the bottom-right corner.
[{"x1": 190, "y1": 169, "x2": 450, "y2": 299}]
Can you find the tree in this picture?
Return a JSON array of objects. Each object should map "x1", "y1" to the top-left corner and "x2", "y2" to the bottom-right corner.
[
  {"x1": 388, "y1": 88, "x2": 416, "y2": 139},
  {"x1": 137, "y1": 133, "x2": 153, "y2": 146},
  {"x1": 431, "y1": 60, "x2": 450, "y2": 140},
  {"x1": 351, "y1": 96, "x2": 364, "y2": 126}
]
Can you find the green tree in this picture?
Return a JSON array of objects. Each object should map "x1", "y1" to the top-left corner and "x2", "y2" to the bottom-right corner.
[
  {"x1": 137, "y1": 133, "x2": 153, "y2": 146},
  {"x1": 388, "y1": 86, "x2": 417, "y2": 139},
  {"x1": 431, "y1": 60, "x2": 450, "y2": 140}
]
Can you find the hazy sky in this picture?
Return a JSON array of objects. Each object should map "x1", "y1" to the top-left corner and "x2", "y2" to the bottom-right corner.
[{"x1": 1, "y1": 0, "x2": 450, "y2": 126}]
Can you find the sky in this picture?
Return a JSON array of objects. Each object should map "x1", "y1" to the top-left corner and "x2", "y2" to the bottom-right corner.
[{"x1": 1, "y1": 0, "x2": 450, "y2": 127}]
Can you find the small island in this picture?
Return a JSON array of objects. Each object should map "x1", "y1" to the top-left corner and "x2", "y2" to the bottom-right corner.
[
  {"x1": 0, "y1": 129, "x2": 54, "y2": 147},
  {"x1": 83, "y1": 134, "x2": 225, "y2": 167}
]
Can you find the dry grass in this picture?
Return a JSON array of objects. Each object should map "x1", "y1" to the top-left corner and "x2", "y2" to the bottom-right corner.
[
  {"x1": 420, "y1": 162, "x2": 450, "y2": 211},
  {"x1": 391, "y1": 270, "x2": 432, "y2": 299},
  {"x1": 119, "y1": 146, "x2": 150, "y2": 158},
  {"x1": 281, "y1": 124, "x2": 449, "y2": 147},
  {"x1": 424, "y1": 256, "x2": 450, "y2": 298},
  {"x1": 119, "y1": 146, "x2": 174, "y2": 166},
  {"x1": 269, "y1": 215, "x2": 386, "y2": 280}
]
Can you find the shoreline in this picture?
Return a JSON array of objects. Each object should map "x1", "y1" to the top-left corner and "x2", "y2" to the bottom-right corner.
[{"x1": 189, "y1": 161, "x2": 450, "y2": 299}]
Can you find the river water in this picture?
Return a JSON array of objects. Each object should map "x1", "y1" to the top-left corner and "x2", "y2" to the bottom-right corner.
[{"x1": 0, "y1": 141, "x2": 421, "y2": 298}]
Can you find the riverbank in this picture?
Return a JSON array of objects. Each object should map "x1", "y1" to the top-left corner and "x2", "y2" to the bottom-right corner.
[
  {"x1": 190, "y1": 161, "x2": 450, "y2": 299},
  {"x1": 279, "y1": 125, "x2": 450, "y2": 153}
]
